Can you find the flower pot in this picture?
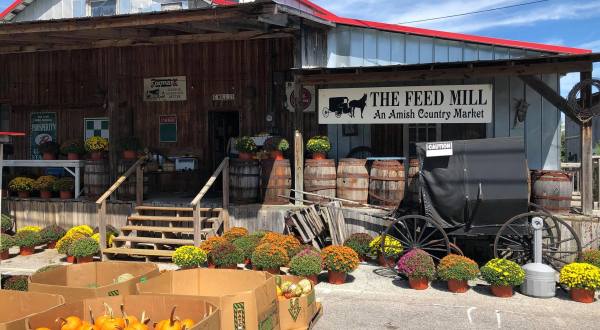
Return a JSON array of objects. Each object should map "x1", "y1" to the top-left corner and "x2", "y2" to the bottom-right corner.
[
  {"x1": 377, "y1": 254, "x2": 396, "y2": 267},
  {"x1": 90, "y1": 151, "x2": 103, "y2": 161},
  {"x1": 312, "y1": 152, "x2": 326, "y2": 160},
  {"x1": 59, "y1": 191, "x2": 73, "y2": 199},
  {"x1": 19, "y1": 246, "x2": 35, "y2": 256},
  {"x1": 17, "y1": 191, "x2": 30, "y2": 198},
  {"x1": 238, "y1": 152, "x2": 253, "y2": 160},
  {"x1": 40, "y1": 190, "x2": 52, "y2": 199},
  {"x1": 219, "y1": 264, "x2": 238, "y2": 270},
  {"x1": 244, "y1": 258, "x2": 252, "y2": 266},
  {"x1": 2, "y1": 189, "x2": 7, "y2": 198},
  {"x1": 122, "y1": 150, "x2": 137, "y2": 160},
  {"x1": 42, "y1": 152, "x2": 56, "y2": 160},
  {"x1": 490, "y1": 285, "x2": 513, "y2": 298},
  {"x1": 77, "y1": 255, "x2": 94, "y2": 264},
  {"x1": 447, "y1": 279, "x2": 469, "y2": 293},
  {"x1": 408, "y1": 277, "x2": 429, "y2": 290},
  {"x1": 0, "y1": 250, "x2": 9, "y2": 260},
  {"x1": 66, "y1": 255, "x2": 75, "y2": 263},
  {"x1": 67, "y1": 153, "x2": 79, "y2": 160},
  {"x1": 270, "y1": 151, "x2": 285, "y2": 160},
  {"x1": 207, "y1": 261, "x2": 216, "y2": 269},
  {"x1": 570, "y1": 288, "x2": 595, "y2": 303},
  {"x1": 46, "y1": 241, "x2": 57, "y2": 249},
  {"x1": 264, "y1": 268, "x2": 280, "y2": 275},
  {"x1": 306, "y1": 274, "x2": 319, "y2": 285},
  {"x1": 327, "y1": 271, "x2": 347, "y2": 285}
]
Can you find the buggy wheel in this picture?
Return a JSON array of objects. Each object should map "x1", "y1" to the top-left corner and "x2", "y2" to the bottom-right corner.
[
  {"x1": 381, "y1": 215, "x2": 450, "y2": 271},
  {"x1": 322, "y1": 107, "x2": 330, "y2": 118},
  {"x1": 335, "y1": 111, "x2": 342, "y2": 118},
  {"x1": 494, "y1": 212, "x2": 581, "y2": 270}
]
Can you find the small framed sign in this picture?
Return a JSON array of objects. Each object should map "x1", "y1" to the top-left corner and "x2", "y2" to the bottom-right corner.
[
  {"x1": 159, "y1": 115, "x2": 177, "y2": 143},
  {"x1": 426, "y1": 141, "x2": 453, "y2": 157}
]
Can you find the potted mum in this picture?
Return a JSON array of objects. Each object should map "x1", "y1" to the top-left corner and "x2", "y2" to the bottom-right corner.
[
  {"x1": 223, "y1": 227, "x2": 249, "y2": 242},
  {"x1": 0, "y1": 233, "x2": 14, "y2": 260},
  {"x1": 85, "y1": 136, "x2": 109, "y2": 161},
  {"x1": 397, "y1": 249, "x2": 436, "y2": 290},
  {"x1": 582, "y1": 249, "x2": 600, "y2": 268},
  {"x1": 289, "y1": 248, "x2": 323, "y2": 284},
  {"x1": 40, "y1": 224, "x2": 66, "y2": 249},
  {"x1": 14, "y1": 230, "x2": 41, "y2": 256},
  {"x1": 53, "y1": 177, "x2": 75, "y2": 199},
  {"x1": 61, "y1": 139, "x2": 85, "y2": 160},
  {"x1": 172, "y1": 245, "x2": 208, "y2": 270},
  {"x1": 200, "y1": 236, "x2": 228, "y2": 268},
  {"x1": 480, "y1": 258, "x2": 525, "y2": 298},
  {"x1": 38, "y1": 141, "x2": 59, "y2": 160},
  {"x1": 9, "y1": 177, "x2": 35, "y2": 198},
  {"x1": 34, "y1": 175, "x2": 57, "y2": 199},
  {"x1": 3, "y1": 275, "x2": 28, "y2": 291},
  {"x1": 251, "y1": 242, "x2": 289, "y2": 274},
  {"x1": 1, "y1": 214, "x2": 13, "y2": 233},
  {"x1": 118, "y1": 136, "x2": 141, "y2": 160},
  {"x1": 68, "y1": 237, "x2": 99, "y2": 263},
  {"x1": 56, "y1": 235, "x2": 78, "y2": 263},
  {"x1": 264, "y1": 137, "x2": 289, "y2": 160},
  {"x1": 437, "y1": 254, "x2": 479, "y2": 293},
  {"x1": 321, "y1": 245, "x2": 359, "y2": 284},
  {"x1": 559, "y1": 262, "x2": 600, "y2": 303},
  {"x1": 235, "y1": 136, "x2": 257, "y2": 160},
  {"x1": 232, "y1": 235, "x2": 261, "y2": 266},
  {"x1": 344, "y1": 233, "x2": 373, "y2": 261},
  {"x1": 306, "y1": 136, "x2": 331, "y2": 160},
  {"x1": 209, "y1": 241, "x2": 244, "y2": 269},
  {"x1": 370, "y1": 235, "x2": 403, "y2": 267}
]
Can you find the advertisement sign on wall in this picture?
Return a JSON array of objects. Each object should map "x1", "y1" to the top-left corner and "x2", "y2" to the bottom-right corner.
[
  {"x1": 159, "y1": 115, "x2": 177, "y2": 143},
  {"x1": 286, "y1": 82, "x2": 315, "y2": 112},
  {"x1": 143, "y1": 76, "x2": 187, "y2": 102},
  {"x1": 318, "y1": 84, "x2": 492, "y2": 124},
  {"x1": 30, "y1": 112, "x2": 57, "y2": 159}
]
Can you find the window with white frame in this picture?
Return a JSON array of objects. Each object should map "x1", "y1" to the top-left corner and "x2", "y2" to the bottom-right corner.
[{"x1": 89, "y1": 0, "x2": 117, "y2": 17}]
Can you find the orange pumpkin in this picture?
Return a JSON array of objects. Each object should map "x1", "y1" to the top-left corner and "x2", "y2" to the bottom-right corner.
[
  {"x1": 155, "y1": 307, "x2": 182, "y2": 330},
  {"x1": 120, "y1": 304, "x2": 139, "y2": 326},
  {"x1": 180, "y1": 319, "x2": 194, "y2": 329},
  {"x1": 78, "y1": 322, "x2": 99, "y2": 330},
  {"x1": 35, "y1": 328, "x2": 51, "y2": 330},
  {"x1": 56, "y1": 316, "x2": 83, "y2": 330},
  {"x1": 95, "y1": 303, "x2": 125, "y2": 330}
]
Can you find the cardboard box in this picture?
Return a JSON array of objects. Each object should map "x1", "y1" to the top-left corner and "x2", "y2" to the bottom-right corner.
[
  {"x1": 0, "y1": 290, "x2": 65, "y2": 330},
  {"x1": 276, "y1": 276, "x2": 318, "y2": 330},
  {"x1": 28, "y1": 261, "x2": 159, "y2": 302},
  {"x1": 26, "y1": 294, "x2": 220, "y2": 330},
  {"x1": 137, "y1": 269, "x2": 279, "y2": 330}
]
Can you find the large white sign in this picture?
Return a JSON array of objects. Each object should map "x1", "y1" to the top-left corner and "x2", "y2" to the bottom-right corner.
[
  {"x1": 144, "y1": 76, "x2": 187, "y2": 102},
  {"x1": 318, "y1": 84, "x2": 492, "y2": 124}
]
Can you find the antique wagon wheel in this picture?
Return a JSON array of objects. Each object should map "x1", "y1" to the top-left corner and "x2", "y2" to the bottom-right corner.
[
  {"x1": 321, "y1": 107, "x2": 330, "y2": 118},
  {"x1": 381, "y1": 215, "x2": 450, "y2": 271},
  {"x1": 494, "y1": 211, "x2": 581, "y2": 270}
]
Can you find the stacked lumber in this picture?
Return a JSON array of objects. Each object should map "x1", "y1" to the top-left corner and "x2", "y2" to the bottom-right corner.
[{"x1": 285, "y1": 202, "x2": 348, "y2": 248}]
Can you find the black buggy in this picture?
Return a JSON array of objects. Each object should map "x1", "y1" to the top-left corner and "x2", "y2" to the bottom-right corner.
[
  {"x1": 379, "y1": 137, "x2": 581, "y2": 270},
  {"x1": 321, "y1": 97, "x2": 350, "y2": 118}
]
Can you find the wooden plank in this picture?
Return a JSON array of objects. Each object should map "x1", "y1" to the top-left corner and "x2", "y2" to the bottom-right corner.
[
  {"x1": 120, "y1": 225, "x2": 195, "y2": 233},
  {"x1": 581, "y1": 71, "x2": 594, "y2": 215},
  {"x1": 222, "y1": 158, "x2": 230, "y2": 210},
  {"x1": 112, "y1": 236, "x2": 194, "y2": 245},
  {"x1": 99, "y1": 200, "x2": 107, "y2": 261},
  {"x1": 191, "y1": 157, "x2": 228, "y2": 206},
  {"x1": 136, "y1": 164, "x2": 143, "y2": 205},
  {"x1": 294, "y1": 130, "x2": 304, "y2": 206},
  {"x1": 96, "y1": 156, "x2": 147, "y2": 205},
  {"x1": 103, "y1": 247, "x2": 174, "y2": 257},
  {"x1": 136, "y1": 205, "x2": 195, "y2": 212},
  {"x1": 127, "y1": 215, "x2": 196, "y2": 222}
]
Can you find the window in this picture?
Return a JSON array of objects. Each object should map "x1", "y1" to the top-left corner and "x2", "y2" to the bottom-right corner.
[
  {"x1": 161, "y1": 2, "x2": 182, "y2": 11},
  {"x1": 90, "y1": 0, "x2": 116, "y2": 17}
]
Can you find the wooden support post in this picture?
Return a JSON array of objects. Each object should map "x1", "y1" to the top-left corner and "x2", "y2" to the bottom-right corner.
[
  {"x1": 581, "y1": 71, "x2": 594, "y2": 215},
  {"x1": 99, "y1": 200, "x2": 107, "y2": 260},
  {"x1": 135, "y1": 164, "x2": 143, "y2": 206},
  {"x1": 222, "y1": 157, "x2": 229, "y2": 209},
  {"x1": 294, "y1": 130, "x2": 304, "y2": 206},
  {"x1": 193, "y1": 206, "x2": 201, "y2": 246}
]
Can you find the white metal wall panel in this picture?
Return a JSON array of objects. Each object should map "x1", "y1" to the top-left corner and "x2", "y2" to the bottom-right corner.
[
  {"x1": 376, "y1": 31, "x2": 392, "y2": 66},
  {"x1": 448, "y1": 41, "x2": 463, "y2": 62},
  {"x1": 540, "y1": 74, "x2": 560, "y2": 170},
  {"x1": 525, "y1": 78, "x2": 543, "y2": 169},
  {"x1": 493, "y1": 77, "x2": 511, "y2": 138},
  {"x1": 509, "y1": 76, "x2": 526, "y2": 137},
  {"x1": 390, "y1": 34, "x2": 405, "y2": 65},
  {"x1": 15, "y1": 0, "x2": 73, "y2": 21},
  {"x1": 479, "y1": 45, "x2": 493, "y2": 61},
  {"x1": 494, "y1": 47, "x2": 510, "y2": 60},
  {"x1": 327, "y1": 124, "x2": 371, "y2": 160},
  {"x1": 350, "y1": 29, "x2": 365, "y2": 67},
  {"x1": 363, "y1": 29, "x2": 378, "y2": 66},
  {"x1": 405, "y1": 35, "x2": 420, "y2": 64},
  {"x1": 434, "y1": 39, "x2": 449, "y2": 63},
  {"x1": 418, "y1": 36, "x2": 433, "y2": 63}
]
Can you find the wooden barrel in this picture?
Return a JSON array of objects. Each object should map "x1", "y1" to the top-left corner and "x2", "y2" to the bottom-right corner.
[
  {"x1": 261, "y1": 159, "x2": 292, "y2": 205},
  {"x1": 406, "y1": 158, "x2": 420, "y2": 206},
  {"x1": 84, "y1": 160, "x2": 109, "y2": 199},
  {"x1": 531, "y1": 170, "x2": 572, "y2": 213},
  {"x1": 229, "y1": 159, "x2": 260, "y2": 204},
  {"x1": 369, "y1": 160, "x2": 405, "y2": 208},
  {"x1": 336, "y1": 158, "x2": 368, "y2": 206},
  {"x1": 117, "y1": 160, "x2": 149, "y2": 201},
  {"x1": 304, "y1": 159, "x2": 336, "y2": 203}
]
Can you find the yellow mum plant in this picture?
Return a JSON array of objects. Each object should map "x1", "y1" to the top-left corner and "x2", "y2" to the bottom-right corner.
[
  {"x1": 85, "y1": 136, "x2": 109, "y2": 152},
  {"x1": 369, "y1": 235, "x2": 403, "y2": 257},
  {"x1": 560, "y1": 262, "x2": 600, "y2": 291},
  {"x1": 172, "y1": 246, "x2": 208, "y2": 269},
  {"x1": 17, "y1": 225, "x2": 41, "y2": 233}
]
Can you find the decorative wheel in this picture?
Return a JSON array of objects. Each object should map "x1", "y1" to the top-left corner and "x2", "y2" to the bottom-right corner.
[
  {"x1": 381, "y1": 215, "x2": 450, "y2": 271},
  {"x1": 322, "y1": 107, "x2": 330, "y2": 118},
  {"x1": 494, "y1": 212, "x2": 581, "y2": 270},
  {"x1": 335, "y1": 111, "x2": 342, "y2": 118}
]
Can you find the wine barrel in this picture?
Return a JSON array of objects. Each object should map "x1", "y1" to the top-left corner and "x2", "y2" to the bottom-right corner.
[
  {"x1": 336, "y1": 158, "x2": 369, "y2": 206},
  {"x1": 261, "y1": 159, "x2": 291, "y2": 205},
  {"x1": 230, "y1": 159, "x2": 260, "y2": 204},
  {"x1": 531, "y1": 170, "x2": 572, "y2": 213},
  {"x1": 406, "y1": 158, "x2": 420, "y2": 206},
  {"x1": 117, "y1": 160, "x2": 149, "y2": 201},
  {"x1": 84, "y1": 160, "x2": 109, "y2": 199},
  {"x1": 304, "y1": 159, "x2": 336, "y2": 203},
  {"x1": 369, "y1": 160, "x2": 405, "y2": 208}
]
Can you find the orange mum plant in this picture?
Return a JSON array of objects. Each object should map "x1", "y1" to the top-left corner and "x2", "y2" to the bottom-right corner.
[
  {"x1": 321, "y1": 245, "x2": 359, "y2": 274},
  {"x1": 223, "y1": 227, "x2": 249, "y2": 242},
  {"x1": 199, "y1": 236, "x2": 227, "y2": 254}
]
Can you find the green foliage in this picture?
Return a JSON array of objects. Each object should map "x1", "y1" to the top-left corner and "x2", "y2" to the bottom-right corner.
[
  {"x1": 52, "y1": 177, "x2": 74, "y2": 192},
  {"x1": 264, "y1": 137, "x2": 289, "y2": 152},
  {"x1": 437, "y1": 254, "x2": 480, "y2": 281},
  {"x1": 13, "y1": 230, "x2": 41, "y2": 248},
  {"x1": 35, "y1": 264, "x2": 63, "y2": 274},
  {"x1": 172, "y1": 246, "x2": 208, "y2": 268},
  {"x1": 343, "y1": 233, "x2": 373, "y2": 257},
  {"x1": 33, "y1": 176, "x2": 57, "y2": 191},
  {"x1": 93, "y1": 225, "x2": 120, "y2": 238},
  {"x1": 235, "y1": 136, "x2": 257, "y2": 153},
  {"x1": 60, "y1": 139, "x2": 85, "y2": 155},
  {"x1": 117, "y1": 136, "x2": 141, "y2": 151},
  {"x1": 232, "y1": 235, "x2": 261, "y2": 260},
  {"x1": 289, "y1": 250, "x2": 323, "y2": 276},
  {"x1": 0, "y1": 233, "x2": 14, "y2": 251},
  {"x1": 3, "y1": 275, "x2": 28, "y2": 291},
  {"x1": 1, "y1": 214, "x2": 13, "y2": 232},
  {"x1": 306, "y1": 136, "x2": 331, "y2": 153},
  {"x1": 209, "y1": 241, "x2": 244, "y2": 267},
  {"x1": 252, "y1": 243, "x2": 289, "y2": 270},
  {"x1": 38, "y1": 141, "x2": 59, "y2": 154},
  {"x1": 67, "y1": 237, "x2": 100, "y2": 257},
  {"x1": 480, "y1": 258, "x2": 525, "y2": 287},
  {"x1": 8, "y1": 177, "x2": 35, "y2": 192},
  {"x1": 40, "y1": 225, "x2": 66, "y2": 243},
  {"x1": 582, "y1": 249, "x2": 600, "y2": 268}
]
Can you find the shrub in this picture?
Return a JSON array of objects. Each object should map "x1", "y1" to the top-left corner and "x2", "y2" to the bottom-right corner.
[
  {"x1": 209, "y1": 241, "x2": 244, "y2": 267},
  {"x1": 264, "y1": 137, "x2": 289, "y2": 152},
  {"x1": 14, "y1": 230, "x2": 41, "y2": 248},
  {"x1": 306, "y1": 136, "x2": 331, "y2": 153},
  {"x1": 33, "y1": 176, "x2": 57, "y2": 191},
  {"x1": 93, "y1": 225, "x2": 120, "y2": 238},
  {"x1": 0, "y1": 233, "x2": 14, "y2": 252},
  {"x1": 397, "y1": 249, "x2": 436, "y2": 280},
  {"x1": 8, "y1": 177, "x2": 35, "y2": 192},
  {"x1": 259, "y1": 232, "x2": 301, "y2": 257},
  {"x1": 480, "y1": 258, "x2": 525, "y2": 287},
  {"x1": 91, "y1": 233, "x2": 115, "y2": 247},
  {"x1": 235, "y1": 136, "x2": 257, "y2": 153},
  {"x1": 17, "y1": 226, "x2": 41, "y2": 233},
  {"x1": 250, "y1": 231, "x2": 268, "y2": 239},
  {"x1": 1, "y1": 214, "x2": 12, "y2": 232},
  {"x1": 68, "y1": 237, "x2": 100, "y2": 257},
  {"x1": 56, "y1": 235, "x2": 80, "y2": 255},
  {"x1": 38, "y1": 141, "x2": 59, "y2": 154},
  {"x1": 582, "y1": 250, "x2": 600, "y2": 268},
  {"x1": 437, "y1": 254, "x2": 479, "y2": 281},
  {"x1": 60, "y1": 139, "x2": 85, "y2": 155},
  {"x1": 260, "y1": 232, "x2": 283, "y2": 245},
  {"x1": 232, "y1": 235, "x2": 261, "y2": 260},
  {"x1": 199, "y1": 236, "x2": 228, "y2": 255},
  {"x1": 3, "y1": 275, "x2": 28, "y2": 291},
  {"x1": 289, "y1": 250, "x2": 323, "y2": 276},
  {"x1": 251, "y1": 243, "x2": 289, "y2": 270},
  {"x1": 559, "y1": 262, "x2": 600, "y2": 290},
  {"x1": 369, "y1": 235, "x2": 403, "y2": 257},
  {"x1": 344, "y1": 233, "x2": 373, "y2": 257},
  {"x1": 66, "y1": 225, "x2": 94, "y2": 237},
  {"x1": 172, "y1": 246, "x2": 208, "y2": 268},
  {"x1": 223, "y1": 227, "x2": 249, "y2": 242},
  {"x1": 117, "y1": 136, "x2": 141, "y2": 151},
  {"x1": 52, "y1": 177, "x2": 74, "y2": 191},
  {"x1": 35, "y1": 264, "x2": 63, "y2": 274},
  {"x1": 321, "y1": 245, "x2": 359, "y2": 273},
  {"x1": 40, "y1": 225, "x2": 66, "y2": 243},
  {"x1": 85, "y1": 136, "x2": 109, "y2": 152}
]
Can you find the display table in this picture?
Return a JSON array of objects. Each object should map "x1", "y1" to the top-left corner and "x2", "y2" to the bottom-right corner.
[{"x1": 3, "y1": 160, "x2": 85, "y2": 198}]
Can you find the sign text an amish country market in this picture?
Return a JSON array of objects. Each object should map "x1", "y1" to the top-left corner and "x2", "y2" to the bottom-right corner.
[{"x1": 318, "y1": 84, "x2": 492, "y2": 124}]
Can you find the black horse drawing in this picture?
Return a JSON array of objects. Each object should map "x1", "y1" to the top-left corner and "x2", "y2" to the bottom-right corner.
[{"x1": 349, "y1": 94, "x2": 368, "y2": 119}]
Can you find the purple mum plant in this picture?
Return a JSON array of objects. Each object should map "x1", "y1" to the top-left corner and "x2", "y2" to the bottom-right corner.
[{"x1": 396, "y1": 249, "x2": 436, "y2": 280}]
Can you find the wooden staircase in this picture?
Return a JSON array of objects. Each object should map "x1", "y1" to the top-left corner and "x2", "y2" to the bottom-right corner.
[{"x1": 104, "y1": 205, "x2": 225, "y2": 260}]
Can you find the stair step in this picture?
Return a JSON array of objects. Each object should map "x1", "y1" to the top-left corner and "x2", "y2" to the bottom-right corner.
[
  {"x1": 103, "y1": 247, "x2": 174, "y2": 257},
  {"x1": 112, "y1": 236, "x2": 195, "y2": 245},
  {"x1": 121, "y1": 225, "x2": 194, "y2": 233},
  {"x1": 136, "y1": 205, "x2": 223, "y2": 212},
  {"x1": 128, "y1": 215, "x2": 196, "y2": 222}
]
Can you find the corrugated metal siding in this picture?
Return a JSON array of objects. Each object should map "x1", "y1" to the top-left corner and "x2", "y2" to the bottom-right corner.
[{"x1": 14, "y1": 0, "x2": 161, "y2": 21}]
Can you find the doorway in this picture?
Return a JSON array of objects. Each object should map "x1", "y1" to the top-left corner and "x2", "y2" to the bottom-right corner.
[{"x1": 208, "y1": 111, "x2": 240, "y2": 170}]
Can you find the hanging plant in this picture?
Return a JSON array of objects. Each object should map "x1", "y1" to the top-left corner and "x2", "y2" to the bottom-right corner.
[{"x1": 306, "y1": 136, "x2": 331, "y2": 158}]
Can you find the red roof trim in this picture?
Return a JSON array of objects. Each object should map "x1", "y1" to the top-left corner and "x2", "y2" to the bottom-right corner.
[
  {"x1": 0, "y1": 132, "x2": 25, "y2": 136},
  {"x1": 0, "y1": 0, "x2": 24, "y2": 20}
]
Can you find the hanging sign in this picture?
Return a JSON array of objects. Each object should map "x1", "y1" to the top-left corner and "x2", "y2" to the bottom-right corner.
[
  {"x1": 30, "y1": 112, "x2": 57, "y2": 159},
  {"x1": 426, "y1": 141, "x2": 453, "y2": 157},
  {"x1": 144, "y1": 76, "x2": 187, "y2": 101},
  {"x1": 318, "y1": 84, "x2": 492, "y2": 124},
  {"x1": 159, "y1": 115, "x2": 177, "y2": 142},
  {"x1": 286, "y1": 82, "x2": 315, "y2": 112}
]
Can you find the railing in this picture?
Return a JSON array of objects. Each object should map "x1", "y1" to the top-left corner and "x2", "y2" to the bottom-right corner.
[
  {"x1": 96, "y1": 155, "x2": 147, "y2": 255},
  {"x1": 190, "y1": 157, "x2": 229, "y2": 245},
  {"x1": 561, "y1": 155, "x2": 600, "y2": 210}
]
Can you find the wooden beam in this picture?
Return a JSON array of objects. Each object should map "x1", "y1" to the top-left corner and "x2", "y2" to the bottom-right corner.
[
  {"x1": 519, "y1": 75, "x2": 580, "y2": 123},
  {"x1": 581, "y1": 71, "x2": 594, "y2": 215}
]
